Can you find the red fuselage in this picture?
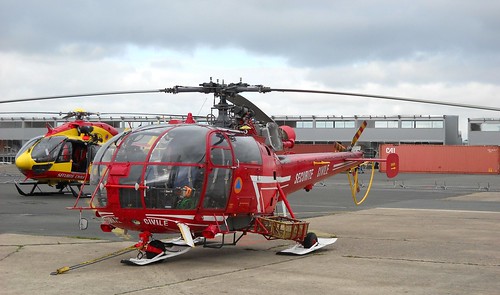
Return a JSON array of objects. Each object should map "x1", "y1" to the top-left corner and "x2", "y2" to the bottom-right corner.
[{"x1": 90, "y1": 124, "x2": 362, "y2": 236}]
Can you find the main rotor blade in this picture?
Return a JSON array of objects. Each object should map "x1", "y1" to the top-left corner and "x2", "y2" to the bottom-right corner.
[
  {"x1": 0, "y1": 89, "x2": 165, "y2": 104},
  {"x1": 0, "y1": 111, "x2": 61, "y2": 115},
  {"x1": 226, "y1": 94, "x2": 274, "y2": 123},
  {"x1": 269, "y1": 88, "x2": 500, "y2": 112},
  {"x1": 98, "y1": 112, "x2": 206, "y2": 118},
  {"x1": 4, "y1": 83, "x2": 497, "y2": 113}
]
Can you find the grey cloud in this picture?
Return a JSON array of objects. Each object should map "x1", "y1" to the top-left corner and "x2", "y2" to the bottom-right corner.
[
  {"x1": 2, "y1": 0, "x2": 499, "y2": 67},
  {"x1": 308, "y1": 53, "x2": 500, "y2": 88}
]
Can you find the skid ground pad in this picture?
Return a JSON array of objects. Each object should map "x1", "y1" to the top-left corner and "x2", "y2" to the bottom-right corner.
[{"x1": 278, "y1": 238, "x2": 337, "y2": 255}]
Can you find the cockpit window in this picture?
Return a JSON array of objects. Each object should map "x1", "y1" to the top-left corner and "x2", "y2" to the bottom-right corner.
[
  {"x1": 145, "y1": 126, "x2": 208, "y2": 210},
  {"x1": 203, "y1": 131, "x2": 233, "y2": 209},
  {"x1": 210, "y1": 132, "x2": 229, "y2": 147},
  {"x1": 144, "y1": 164, "x2": 204, "y2": 209},
  {"x1": 16, "y1": 135, "x2": 43, "y2": 159},
  {"x1": 90, "y1": 131, "x2": 132, "y2": 208},
  {"x1": 30, "y1": 136, "x2": 66, "y2": 163},
  {"x1": 93, "y1": 130, "x2": 126, "y2": 164},
  {"x1": 209, "y1": 132, "x2": 233, "y2": 167},
  {"x1": 231, "y1": 136, "x2": 262, "y2": 164},
  {"x1": 150, "y1": 125, "x2": 207, "y2": 164},
  {"x1": 90, "y1": 124, "x2": 235, "y2": 211},
  {"x1": 115, "y1": 129, "x2": 164, "y2": 163}
]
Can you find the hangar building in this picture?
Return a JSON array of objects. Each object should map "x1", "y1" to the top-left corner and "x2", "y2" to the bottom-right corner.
[{"x1": 1, "y1": 114, "x2": 499, "y2": 162}]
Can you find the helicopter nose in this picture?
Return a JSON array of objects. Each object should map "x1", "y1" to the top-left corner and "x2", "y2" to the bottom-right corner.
[{"x1": 15, "y1": 153, "x2": 33, "y2": 172}]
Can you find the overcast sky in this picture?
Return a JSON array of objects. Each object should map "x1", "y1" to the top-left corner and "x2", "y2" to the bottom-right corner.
[{"x1": 1, "y1": 0, "x2": 499, "y2": 138}]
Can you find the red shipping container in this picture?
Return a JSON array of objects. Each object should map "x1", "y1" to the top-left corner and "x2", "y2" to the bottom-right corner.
[{"x1": 379, "y1": 144, "x2": 500, "y2": 174}]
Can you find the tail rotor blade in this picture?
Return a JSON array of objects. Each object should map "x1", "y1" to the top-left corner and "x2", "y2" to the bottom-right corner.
[
  {"x1": 351, "y1": 120, "x2": 367, "y2": 147},
  {"x1": 333, "y1": 141, "x2": 347, "y2": 152}
]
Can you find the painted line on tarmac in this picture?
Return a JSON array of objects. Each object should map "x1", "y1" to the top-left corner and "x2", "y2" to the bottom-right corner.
[
  {"x1": 375, "y1": 207, "x2": 500, "y2": 214},
  {"x1": 291, "y1": 204, "x2": 347, "y2": 209}
]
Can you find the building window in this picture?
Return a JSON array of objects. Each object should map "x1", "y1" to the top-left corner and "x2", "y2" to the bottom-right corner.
[
  {"x1": 471, "y1": 123, "x2": 500, "y2": 131},
  {"x1": 387, "y1": 121, "x2": 399, "y2": 128},
  {"x1": 275, "y1": 121, "x2": 296, "y2": 128},
  {"x1": 375, "y1": 121, "x2": 398, "y2": 128},
  {"x1": 315, "y1": 121, "x2": 334, "y2": 128},
  {"x1": 101, "y1": 121, "x2": 120, "y2": 128},
  {"x1": 415, "y1": 121, "x2": 444, "y2": 128},
  {"x1": 25, "y1": 121, "x2": 48, "y2": 128},
  {"x1": 470, "y1": 123, "x2": 481, "y2": 131},
  {"x1": 415, "y1": 121, "x2": 432, "y2": 128},
  {"x1": 345, "y1": 121, "x2": 355, "y2": 128},
  {"x1": 432, "y1": 121, "x2": 444, "y2": 128},
  {"x1": 0, "y1": 122, "x2": 22, "y2": 128},
  {"x1": 334, "y1": 121, "x2": 355, "y2": 128},
  {"x1": 401, "y1": 121, "x2": 414, "y2": 128},
  {"x1": 296, "y1": 121, "x2": 313, "y2": 128}
]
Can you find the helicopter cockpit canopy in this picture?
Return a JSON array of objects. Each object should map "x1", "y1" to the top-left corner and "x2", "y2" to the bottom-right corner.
[
  {"x1": 29, "y1": 136, "x2": 67, "y2": 163},
  {"x1": 90, "y1": 124, "x2": 261, "y2": 213}
]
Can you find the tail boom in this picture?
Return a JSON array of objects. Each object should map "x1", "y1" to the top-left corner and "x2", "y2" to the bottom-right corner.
[
  {"x1": 279, "y1": 151, "x2": 399, "y2": 195},
  {"x1": 279, "y1": 151, "x2": 363, "y2": 194}
]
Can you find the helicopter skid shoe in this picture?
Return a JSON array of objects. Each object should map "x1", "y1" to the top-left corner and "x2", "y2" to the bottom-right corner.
[
  {"x1": 15, "y1": 182, "x2": 40, "y2": 196},
  {"x1": 278, "y1": 238, "x2": 337, "y2": 255},
  {"x1": 68, "y1": 183, "x2": 91, "y2": 198},
  {"x1": 15, "y1": 181, "x2": 64, "y2": 196},
  {"x1": 15, "y1": 181, "x2": 78, "y2": 196},
  {"x1": 164, "y1": 236, "x2": 205, "y2": 247},
  {"x1": 121, "y1": 245, "x2": 192, "y2": 266}
]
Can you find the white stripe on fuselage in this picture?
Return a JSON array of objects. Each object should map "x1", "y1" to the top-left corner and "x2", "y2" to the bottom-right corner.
[{"x1": 250, "y1": 175, "x2": 291, "y2": 212}]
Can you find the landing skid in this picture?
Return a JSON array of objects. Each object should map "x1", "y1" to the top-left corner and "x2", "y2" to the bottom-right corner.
[
  {"x1": 278, "y1": 238, "x2": 338, "y2": 255},
  {"x1": 15, "y1": 182, "x2": 66, "y2": 196},
  {"x1": 121, "y1": 237, "x2": 204, "y2": 266},
  {"x1": 15, "y1": 182, "x2": 41, "y2": 196},
  {"x1": 67, "y1": 184, "x2": 90, "y2": 198},
  {"x1": 121, "y1": 245, "x2": 192, "y2": 266},
  {"x1": 15, "y1": 181, "x2": 85, "y2": 197}
]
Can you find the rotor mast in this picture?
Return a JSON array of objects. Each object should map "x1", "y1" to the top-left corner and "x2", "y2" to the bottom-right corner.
[{"x1": 162, "y1": 78, "x2": 270, "y2": 128}]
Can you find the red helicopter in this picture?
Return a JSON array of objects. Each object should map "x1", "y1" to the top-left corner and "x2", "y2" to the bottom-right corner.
[
  {"x1": 13, "y1": 109, "x2": 119, "y2": 196},
  {"x1": 54, "y1": 80, "x2": 398, "y2": 265}
]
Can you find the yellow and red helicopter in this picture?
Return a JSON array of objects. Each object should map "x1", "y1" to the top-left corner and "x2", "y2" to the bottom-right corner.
[
  {"x1": 13, "y1": 109, "x2": 119, "y2": 196},
  {"x1": 2, "y1": 79, "x2": 498, "y2": 265}
]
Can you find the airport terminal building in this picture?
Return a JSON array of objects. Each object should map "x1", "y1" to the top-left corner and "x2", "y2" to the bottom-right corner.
[
  {"x1": 1, "y1": 114, "x2": 500, "y2": 162},
  {"x1": 272, "y1": 115, "x2": 462, "y2": 154},
  {"x1": 468, "y1": 118, "x2": 500, "y2": 146}
]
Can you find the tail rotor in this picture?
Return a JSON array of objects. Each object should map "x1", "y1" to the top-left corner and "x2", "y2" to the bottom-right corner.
[{"x1": 333, "y1": 120, "x2": 368, "y2": 152}]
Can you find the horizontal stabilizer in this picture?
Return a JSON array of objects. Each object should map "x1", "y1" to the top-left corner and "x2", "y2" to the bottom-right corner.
[
  {"x1": 346, "y1": 153, "x2": 399, "y2": 178},
  {"x1": 385, "y1": 153, "x2": 399, "y2": 178}
]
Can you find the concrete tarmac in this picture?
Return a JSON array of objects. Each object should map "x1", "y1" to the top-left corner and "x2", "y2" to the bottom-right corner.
[
  {"x1": 2, "y1": 204, "x2": 500, "y2": 294},
  {"x1": 1, "y1": 164, "x2": 499, "y2": 294}
]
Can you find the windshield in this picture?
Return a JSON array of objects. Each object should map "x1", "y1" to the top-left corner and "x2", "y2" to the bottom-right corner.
[
  {"x1": 15, "y1": 135, "x2": 43, "y2": 159},
  {"x1": 144, "y1": 125, "x2": 208, "y2": 210},
  {"x1": 150, "y1": 125, "x2": 207, "y2": 164},
  {"x1": 91, "y1": 125, "x2": 211, "y2": 210}
]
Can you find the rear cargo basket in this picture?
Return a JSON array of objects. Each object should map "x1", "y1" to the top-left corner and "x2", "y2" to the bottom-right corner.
[{"x1": 254, "y1": 216, "x2": 309, "y2": 241}]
